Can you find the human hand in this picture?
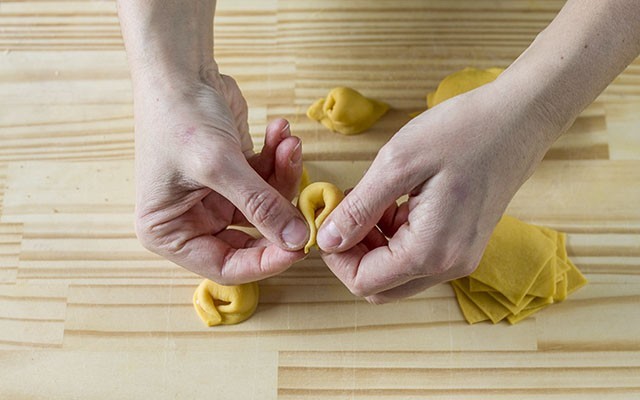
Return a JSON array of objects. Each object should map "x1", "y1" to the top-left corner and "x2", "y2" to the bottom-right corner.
[
  {"x1": 133, "y1": 65, "x2": 308, "y2": 285},
  {"x1": 317, "y1": 77, "x2": 563, "y2": 303}
]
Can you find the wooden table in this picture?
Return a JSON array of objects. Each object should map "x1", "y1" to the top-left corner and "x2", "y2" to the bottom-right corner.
[{"x1": 1, "y1": 1, "x2": 639, "y2": 398}]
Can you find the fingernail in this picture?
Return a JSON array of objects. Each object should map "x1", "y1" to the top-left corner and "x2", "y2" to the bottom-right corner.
[
  {"x1": 317, "y1": 221, "x2": 342, "y2": 250},
  {"x1": 289, "y1": 139, "x2": 302, "y2": 165},
  {"x1": 280, "y1": 122, "x2": 290, "y2": 139},
  {"x1": 282, "y1": 218, "x2": 308, "y2": 249}
]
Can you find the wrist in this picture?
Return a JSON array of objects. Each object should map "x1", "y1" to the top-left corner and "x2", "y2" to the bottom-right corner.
[
  {"x1": 485, "y1": 69, "x2": 562, "y2": 161},
  {"x1": 117, "y1": 0, "x2": 215, "y2": 91},
  {"x1": 495, "y1": 0, "x2": 640, "y2": 147},
  {"x1": 472, "y1": 73, "x2": 560, "y2": 190}
]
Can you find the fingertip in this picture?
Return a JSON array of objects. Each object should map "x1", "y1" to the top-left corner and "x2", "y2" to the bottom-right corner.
[
  {"x1": 282, "y1": 217, "x2": 309, "y2": 250},
  {"x1": 261, "y1": 244, "x2": 306, "y2": 275},
  {"x1": 289, "y1": 137, "x2": 302, "y2": 166},
  {"x1": 317, "y1": 220, "x2": 343, "y2": 252},
  {"x1": 274, "y1": 136, "x2": 301, "y2": 169},
  {"x1": 272, "y1": 136, "x2": 303, "y2": 200},
  {"x1": 317, "y1": 184, "x2": 391, "y2": 252},
  {"x1": 266, "y1": 118, "x2": 290, "y2": 140}
]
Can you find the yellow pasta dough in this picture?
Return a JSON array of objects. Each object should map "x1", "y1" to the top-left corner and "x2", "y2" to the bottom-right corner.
[
  {"x1": 193, "y1": 279, "x2": 259, "y2": 327},
  {"x1": 452, "y1": 215, "x2": 587, "y2": 325},
  {"x1": 297, "y1": 182, "x2": 344, "y2": 253},
  {"x1": 451, "y1": 283, "x2": 490, "y2": 324},
  {"x1": 307, "y1": 87, "x2": 389, "y2": 135},
  {"x1": 427, "y1": 67, "x2": 503, "y2": 108},
  {"x1": 299, "y1": 165, "x2": 311, "y2": 193},
  {"x1": 470, "y1": 215, "x2": 556, "y2": 305}
]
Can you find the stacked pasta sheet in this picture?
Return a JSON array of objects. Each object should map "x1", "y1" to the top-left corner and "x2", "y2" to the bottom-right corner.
[{"x1": 452, "y1": 215, "x2": 587, "y2": 325}]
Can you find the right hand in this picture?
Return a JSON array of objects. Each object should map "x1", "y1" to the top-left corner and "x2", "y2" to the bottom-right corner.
[
  {"x1": 317, "y1": 76, "x2": 560, "y2": 303},
  {"x1": 133, "y1": 64, "x2": 309, "y2": 285}
]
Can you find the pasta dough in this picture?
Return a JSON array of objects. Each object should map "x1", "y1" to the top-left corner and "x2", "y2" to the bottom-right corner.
[
  {"x1": 452, "y1": 215, "x2": 587, "y2": 325},
  {"x1": 297, "y1": 182, "x2": 344, "y2": 253},
  {"x1": 307, "y1": 87, "x2": 389, "y2": 135},
  {"x1": 193, "y1": 279, "x2": 259, "y2": 327},
  {"x1": 427, "y1": 67, "x2": 503, "y2": 108},
  {"x1": 299, "y1": 165, "x2": 311, "y2": 193}
]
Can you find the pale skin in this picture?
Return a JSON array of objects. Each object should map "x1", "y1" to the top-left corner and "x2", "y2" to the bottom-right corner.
[{"x1": 118, "y1": 1, "x2": 640, "y2": 299}]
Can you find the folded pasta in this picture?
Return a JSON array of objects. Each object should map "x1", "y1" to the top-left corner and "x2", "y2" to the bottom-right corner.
[
  {"x1": 297, "y1": 182, "x2": 344, "y2": 253},
  {"x1": 307, "y1": 87, "x2": 389, "y2": 135},
  {"x1": 193, "y1": 280, "x2": 259, "y2": 327}
]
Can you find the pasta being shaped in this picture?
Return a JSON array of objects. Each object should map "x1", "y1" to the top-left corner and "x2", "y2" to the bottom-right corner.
[{"x1": 297, "y1": 182, "x2": 344, "y2": 253}]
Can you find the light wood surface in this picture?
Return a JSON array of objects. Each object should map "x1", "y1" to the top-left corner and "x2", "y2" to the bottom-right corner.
[{"x1": 1, "y1": 1, "x2": 640, "y2": 398}]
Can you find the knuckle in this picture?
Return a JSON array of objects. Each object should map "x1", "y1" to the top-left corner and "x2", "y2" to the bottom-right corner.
[
  {"x1": 376, "y1": 144, "x2": 407, "y2": 179},
  {"x1": 134, "y1": 216, "x2": 157, "y2": 253},
  {"x1": 244, "y1": 189, "x2": 282, "y2": 227},
  {"x1": 406, "y1": 258, "x2": 429, "y2": 277},
  {"x1": 348, "y1": 281, "x2": 369, "y2": 298},
  {"x1": 393, "y1": 242, "x2": 426, "y2": 276},
  {"x1": 423, "y1": 248, "x2": 453, "y2": 276},
  {"x1": 213, "y1": 273, "x2": 234, "y2": 286},
  {"x1": 341, "y1": 193, "x2": 373, "y2": 229},
  {"x1": 446, "y1": 176, "x2": 473, "y2": 204},
  {"x1": 458, "y1": 261, "x2": 479, "y2": 278},
  {"x1": 135, "y1": 213, "x2": 187, "y2": 256},
  {"x1": 397, "y1": 242, "x2": 450, "y2": 277},
  {"x1": 377, "y1": 143, "x2": 402, "y2": 165},
  {"x1": 426, "y1": 261, "x2": 451, "y2": 277}
]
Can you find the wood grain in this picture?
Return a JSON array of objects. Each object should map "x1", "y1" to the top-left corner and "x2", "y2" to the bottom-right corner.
[{"x1": 1, "y1": 0, "x2": 640, "y2": 398}]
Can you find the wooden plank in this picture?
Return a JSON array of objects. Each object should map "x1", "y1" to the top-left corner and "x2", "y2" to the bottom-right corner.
[
  {"x1": 278, "y1": 351, "x2": 640, "y2": 399},
  {"x1": 0, "y1": 284, "x2": 67, "y2": 348},
  {"x1": 60, "y1": 273, "x2": 536, "y2": 352},
  {"x1": 0, "y1": 350, "x2": 278, "y2": 400},
  {"x1": 3, "y1": 160, "x2": 639, "y2": 285},
  {"x1": 606, "y1": 102, "x2": 640, "y2": 160},
  {"x1": 1, "y1": 0, "x2": 640, "y2": 396},
  {"x1": 536, "y1": 276, "x2": 640, "y2": 351},
  {"x1": 509, "y1": 160, "x2": 640, "y2": 231},
  {"x1": 0, "y1": 223, "x2": 22, "y2": 283}
]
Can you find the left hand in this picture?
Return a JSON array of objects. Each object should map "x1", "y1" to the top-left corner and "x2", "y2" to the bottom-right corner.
[{"x1": 133, "y1": 66, "x2": 307, "y2": 284}]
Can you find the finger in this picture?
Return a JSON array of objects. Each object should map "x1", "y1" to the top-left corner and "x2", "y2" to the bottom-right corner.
[
  {"x1": 365, "y1": 276, "x2": 442, "y2": 304},
  {"x1": 249, "y1": 118, "x2": 290, "y2": 179},
  {"x1": 322, "y1": 219, "x2": 438, "y2": 297},
  {"x1": 232, "y1": 119, "x2": 293, "y2": 226},
  {"x1": 321, "y1": 242, "x2": 414, "y2": 298},
  {"x1": 172, "y1": 233, "x2": 305, "y2": 285},
  {"x1": 378, "y1": 201, "x2": 410, "y2": 237},
  {"x1": 216, "y1": 229, "x2": 291, "y2": 251},
  {"x1": 316, "y1": 147, "x2": 418, "y2": 253},
  {"x1": 270, "y1": 135, "x2": 302, "y2": 201},
  {"x1": 204, "y1": 152, "x2": 309, "y2": 251},
  {"x1": 201, "y1": 190, "x2": 239, "y2": 227},
  {"x1": 365, "y1": 254, "x2": 472, "y2": 304},
  {"x1": 321, "y1": 225, "x2": 418, "y2": 298},
  {"x1": 219, "y1": 74, "x2": 253, "y2": 156},
  {"x1": 215, "y1": 229, "x2": 256, "y2": 248},
  {"x1": 361, "y1": 226, "x2": 388, "y2": 251}
]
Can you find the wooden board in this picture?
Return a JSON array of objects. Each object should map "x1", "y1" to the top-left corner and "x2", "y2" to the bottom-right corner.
[{"x1": 1, "y1": 0, "x2": 640, "y2": 398}]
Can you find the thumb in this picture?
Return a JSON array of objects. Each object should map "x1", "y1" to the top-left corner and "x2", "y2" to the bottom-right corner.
[
  {"x1": 316, "y1": 155, "x2": 405, "y2": 253},
  {"x1": 206, "y1": 153, "x2": 309, "y2": 251}
]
